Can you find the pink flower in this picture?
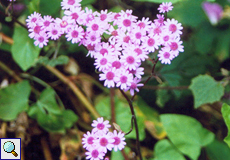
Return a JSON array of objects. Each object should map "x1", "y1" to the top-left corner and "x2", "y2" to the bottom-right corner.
[
  {"x1": 202, "y1": 2, "x2": 223, "y2": 25},
  {"x1": 47, "y1": 24, "x2": 63, "y2": 40},
  {"x1": 85, "y1": 148, "x2": 105, "y2": 160},
  {"x1": 95, "y1": 133, "x2": 115, "y2": 153},
  {"x1": 116, "y1": 70, "x2": 133, "y2": 90},
  {"x1": 61, "y1": 0, "x2": 81, "y2": 10},
  {"x1": 164, "y1": 18, "x2": 183, "y2": 36},
  {"x1": 168, "y1": 38, "x2": 184, "y2": 57},
  {"x1": 142, "y1": 35, "x2": 160, "y2": 53},
  {"x1": 26, "y1": 12, "x2": 42, "y2": 28},
  {"x1": 158, "y1": 47, "x2": 174, "y2": 64},
  {"x1": 120, "y1": 52, "x2": 141, "y2": 70},
  {"x1": 34, "y1": 31, "x2": 49, "y2": 48},
  {"x1": 39, "y1": 15, "x2": 54, "y2": 31},
  {"x1": 94, "y1": 54, "x2": 112, "y2": 72},
  {"x1": 99, "y1": 68, "x2": 118, "y2": 88},
  {"x1": 54, "y1": 16, "x2": 74, "y2": 33},
  {"x1": 91, "y1": 117, "x2": 111, "y2": 134},
  {"x1": 86, "y1": 18, "x2": 109, "y2": 35},
  {"x1": 65, "y1": 25, "x2": 84, "y2": 44},
  {"x1": 64, "y1": 6, "x2": 85, "y2": 25},
  {"x1": 125, "y1": 77, "x2": 143, "y2": 96},
  {"x1": 82, "y1": 131, "x2": 96, "y2": 150},
  {"x1": 109, "y1": 130, "x2": 126, "y2": 152},
  {"x1": 28, "y1": 25, "x2": 42, "y2": 39},
  {"x1": 158, "y1": 2, "x2": 173, "y2": 13},
  {"x1": 85, "y1": 32, "x2": 101, "y2": 45}
]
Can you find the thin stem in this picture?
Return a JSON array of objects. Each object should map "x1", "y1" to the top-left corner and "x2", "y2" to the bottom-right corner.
[
  {"x1": 143, "y1": 85, "x2": 189, "y2": 90},
  {"x1": 44, "y1": 65, "x2": 100, "y2": 118},
  {"x1": 119, "y1": 89, "x2": 142, "y2": 160},
  {"x1": 110, "y1": 88, "x2": 116, "y2": 129},
  {"x1": 0, "y1": 61, "x2": 22, "y2": 81}
]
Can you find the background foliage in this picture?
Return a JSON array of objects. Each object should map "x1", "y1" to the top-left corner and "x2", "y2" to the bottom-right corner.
[{"x1": 0, "y1": 0, "x2": 230, "y2": 159}]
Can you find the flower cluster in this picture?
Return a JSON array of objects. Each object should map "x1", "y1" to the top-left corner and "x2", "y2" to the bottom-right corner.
[
  {"x1": 26, "y1": 1, "x2": 184, "y2": 95},
  {"x1": 82, "y1": 117, "x2": 126, "y2": 160}
]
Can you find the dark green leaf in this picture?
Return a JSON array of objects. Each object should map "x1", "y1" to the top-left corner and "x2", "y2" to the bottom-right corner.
[
  {"x1": 189, "y1": 75, "x2": 224, "y2": 108},
  {"x1": 160, "y1": 114, "x2": 215, "y2": 160},
  {"x1": 0, "y1": 81, "x2": 31, "y2": 121},
  {"x1": 154, "y1": 139, "x2": 186, "y2": 160},
  {"x1": 221, "y1": 103, "x2": 230, "y2": 147},
  {"x1": 39, "y1": 0, "x2": 62, "y2": 15},
  {"x1": 12, "y1": 27, "x2": 41, "y2": 71}
]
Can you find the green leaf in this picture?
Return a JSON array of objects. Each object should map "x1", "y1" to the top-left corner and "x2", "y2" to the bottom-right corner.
[
  {"x1": 131, "y1": 0, "x2": 184, "y2": 3},
  {"x1": 206, "y1": 139, "x2": 230, "y2": 160},
  {"x1": 189, "y1": 75, "x2": 224, "y2": 108},
  {"x1": 95, "y1": 95, "x2": 146, "y2": 140},
  {"x1": 62, "y1": 110, "x2": 78, "y2": 128},
  {"x1": 39, "y1": 0, "x2": 62, "y2": 15},
  {"x1": 168, "y1": 0, "x2": 206, "y2": 28},
  {"x1": 80, "y1": 0, "x2": 96, "y2": 6},
  {"x1": 160, "y1": 114, "x2": 215, "y2": 160},
  {"x1": 221, "y1": 103, "x2": 230, "y2": 147},
  {"x1": 12, "y1": 27, "x2": 41, "y2": 71},
  {"x1": 36, "y1": 55, "x2": 69, "y2": 67},
  {"x1": 154, "y1": 139, "x2": 186, "y2": 160},
  {"x1": 156, "y1": 83, "x2": 171, "y2": 108},
  {"x1": 0, "y1": 81, "x2": 31, "y2": 121},
  {"x1": 38, "y1": 88, "x2": 62, "y2": 114},
  {"x1": 111, "y1": 147, "x2": 131, "y2": 160}
]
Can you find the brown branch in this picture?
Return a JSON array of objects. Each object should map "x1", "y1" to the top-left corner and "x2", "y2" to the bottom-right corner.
[
  {"x1": 41, "y1": 136, "x2": 53, "y2": 160},
  {"x1": 143, "y1": 85, "x2": 189, "y2": 90}
]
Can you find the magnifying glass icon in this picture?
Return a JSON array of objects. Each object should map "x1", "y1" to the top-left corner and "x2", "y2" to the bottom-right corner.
[{"x1": 3, "y1": 141, "x2": 18, "y2": 157}]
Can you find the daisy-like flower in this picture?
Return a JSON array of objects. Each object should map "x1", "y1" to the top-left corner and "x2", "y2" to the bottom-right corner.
[
  {"x1": 95, "y1": 133, "x2": 115, "y2": 153},
  {"x1": 54, "y1": 16, "x2": 74, "y2": 33},
  {"x1": 65, "y1": 25, "x2": 84, "y2": 44},
  {"x1": 85, "y1": 148, "x2": 105, "y2": 160},
  {"x1": 158, "y1": 2, "x2": 173, "y2": 13},
  {"x1": 82, "y1": 131, "x2": 96, "y2": 150},
  {"x1": 142, "y1": 34, "x2": 160, "y2": 53},
  {"x1": 158, "y1": 47, "x2": 174, "y2": 64},
  {"x1": 85, "y1": 7, "x2": 95, "y2": 24},
  {"x1": 94, "y1": 42, "x2": 114, "y2": 56},
  {"x1": 39, "y1": 15, "x2": 54, "y2": 31},
  {"x1": 91, "y1": 117, "x2": 111, "y2": 134},
  {"x1": 130, "y1": 25, "x2": 146, "y2": 45},
  {"x1": 111, "y1": 60, "x2": 122, "y2": 69},
  {"x1": 86, "y1": 18, "x2": 109, "y2": 35},
  {"x1": 117, "y1": 12, "x2": 137, "y2": 32},
  {"x1": 26, "y1": 12, "x2": 42, "y2": 28},
  {"x1": 94, "y1": 9, "x2": 114, "y2": 23},
  {"x1": 116, "y1": 70, "x2": 133, "y2": 90},
  {"x1": 159, "y1": 29, "x2": 174, "y2": 46},
  {"x1": 128, "y1": 67, "x2": 144, "y2": 79},
  {"x1": 150, "y1": 23, "x2": 163, "y2": 35},
  {"x1": 164, "y1": 18, "x2": 183, "y2": 36},
  {"x1": 154, "y1": 14, "x2": 165, "y2": 26},
  {"x1": 137, "y1": 17, "x2": 152, "y2": 32},
  {"x1": 168, "y1": 38, "x2": 184, "y2": 57},
  {"x1": 47, "y1": 24, "x2": 63, "y2": 40},
  {"x1": 28, "y1": 25, "x2": 42, "y2": 39},
  {"x1": 34, "y1": 31, "x2": 49, "y2": 48},
  {"x1": 64, "y1": 6, "x2": 85, "y2": 25},
  {"x1": 94, "y1": 54, "x2": 112, "y2": 72},
  {"x1": 85, "y1": 31, "x2": 101, "y2": 45},
  {"x1": 99, "y1": 68, "x2": 118, "y2": 88},
  {"x1": 109, "y1": 130, "x2": 126, "y2": 152},
  {"x1": 125, "y1": 77, "x2": 143, "y2": 96},
  {"x1": 115, "y1": 31, "x2": 132, "y2": 48},
  {"x1": 61, "y1": 0, "x2": 81, "y2": 10},
  {"x1": 120, "y1": 52, "x2": 141, "y2": 70},
  {"x1": 127, "y1": 44, "x2": 148, "y2": 61}
]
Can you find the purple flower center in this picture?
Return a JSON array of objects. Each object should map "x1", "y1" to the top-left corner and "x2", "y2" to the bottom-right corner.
[
  {"x1": 147, "y1": 38, "x2": 155, "y2": 46},
  {"x1": 87, "y1": 137, "x2": 94, "y2": 144},
  {"x1": 111, "y1": 30, "x2": 118, "y2": 36},
  {"x1": 71, "y1": 13, "x2": 79, "y2": 20},
  {"x1": 129, "y1": 69, "x2": 136, "y2": 74},
  {"x1": 112, "y1": 61, "x2": 121, "y2": 69},
  {"x1": 100, "y1": 48, "x2": 108, "y2": 55},
  {"x1": 120, "y1": 76, "x2": 127, "y2": 83},
  {"x1": 123, "y1": 36, "x2": 130, "y2": 43},
  {"x1": 100, "y1": 138, "x2": 108, "y2": 147},
  {"x1": 138, "y1": 22, "x2": 145, "y2": 28},
  {"x1": 38, "y1": 36, "x2": 44, "y2": 42},
  {"x1": 123, "y1": 19, "x2": 131, "y2": 27},
  {"x1": 154, "y1": 27, "x2": 161, "y2": 34},
  {"x1": 114, "y1": 13, "x2": 120, "y2": 20},
  {"x1": 113, "y1": 137, "x2": 121, "y2": 145},
  {"x1": 71, "y1": 30, "x2": 79, "y2": 38},
  {"x1": 92, "y1": 24, "x2": 99, "y2": 31},
  {"x1": 100, "y1": 14, "x2": 107, "y2": 21},
  {"x1": 68, "y1": 0, "x2": 75, "y2": 5},
  {"x1": 91, "y1": 150, "x2": 99, "y2": 158},
  {"x1": 100, "y1": 58, "x2": 107, "y2": 65},
  {"x1": 135, "y1": 32, "x2": 142, "y2": 39},
  {"x1": 87, "y1": 44, "x2": 95, "y2": 51},
  {"x1": 44, "y1": 21, "x2": 50, "y2": 27},
  {"x1": 34, "y1": 26, "x2": 41, "y2": 34},
  {"x1": 134, "y1": 48, "x2": 142, "y2": 55},
  {"x1": 126, "y1": 56, "x2": 134, "y2": 64},
  {"x1": 169, "y1": 24, "x2": 177, "y2": 33},
  {"x1": 130, "y1": 83, "x2": 137, "y2": 89},
  {"x1": 52, "y1": 30, "x2": 58, "y2": 35},
  {"x1": 163, "y1": 52, "x2": 170, "y2": 59},
  {"x1": 31, "y1": 17, "x2": 37, "y2": 22},
  {"x1": 170, "y1": 42, "x2": 178, "y2": 50},
  {"x1": 60, "y1": 21, "x2": 68, "y2": 28},
  {"x1": 97, "y1": 123, "x2": 105, "y2": 130},
  {"x1": 90, "y1": 35, "x2": 96, "y2": 41},
  {"x1": 163, "y1": 35, "x2": 169, "y2": 42},
  {"x1": 106, "y1": 72, "x2": 115, "y2": 80}
]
